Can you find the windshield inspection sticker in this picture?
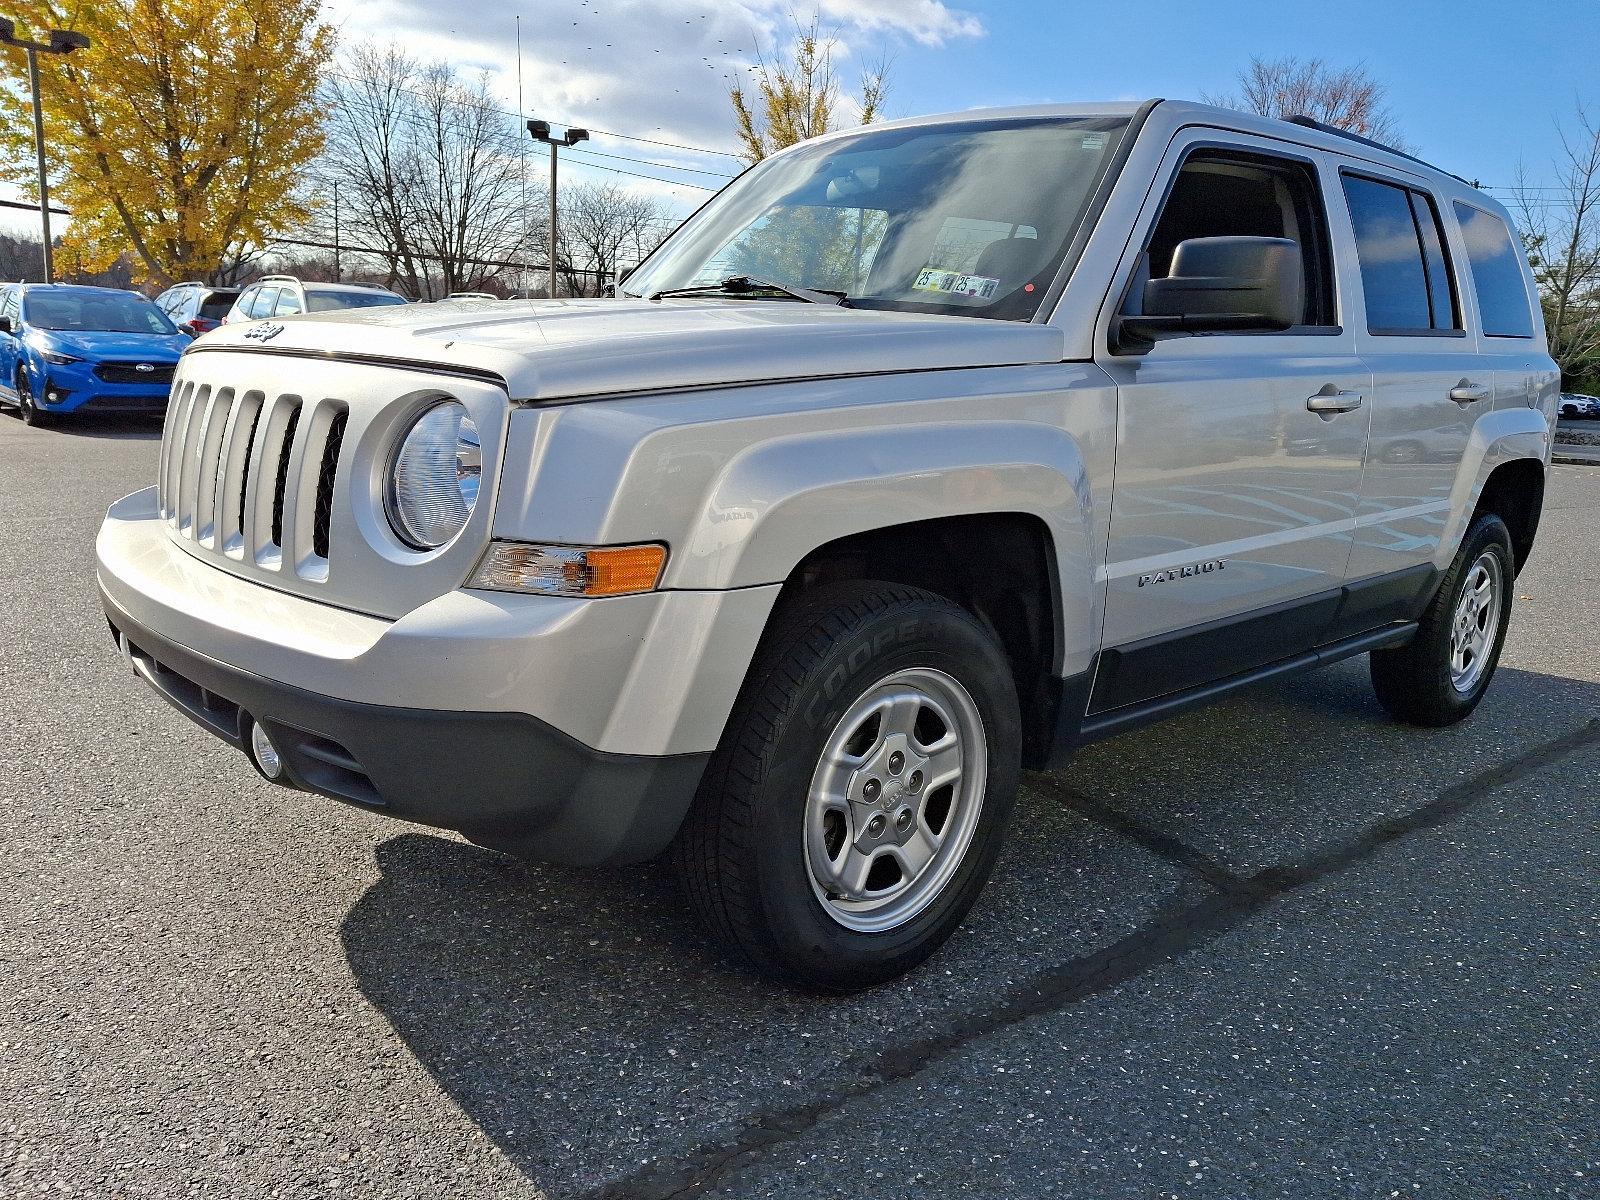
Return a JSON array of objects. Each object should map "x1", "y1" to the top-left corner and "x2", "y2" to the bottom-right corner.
[{"x1": 913, "y1": 267, "x2": 1001, "y2": 300}]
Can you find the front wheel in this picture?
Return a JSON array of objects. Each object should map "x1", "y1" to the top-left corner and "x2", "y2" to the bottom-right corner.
[
  {"x1": 16, "y1": 369, "x2": 50, "y2": 428},
  {"x1": 673, "y1": 582, "x2": 1021, "y2": 991},
  {"x1": 1370, "y1": 514, "x2": 1515, "y2": 726}
]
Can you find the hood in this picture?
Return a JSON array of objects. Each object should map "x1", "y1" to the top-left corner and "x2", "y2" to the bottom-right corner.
[
  {"x1": 37, "y1": 329, "x2": 189, "y2": 360},
  {"x1": 194, "y1": 298, "x2": 1069, "y2": 403}
]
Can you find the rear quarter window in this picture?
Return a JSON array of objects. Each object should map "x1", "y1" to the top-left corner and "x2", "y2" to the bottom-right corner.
[
  {"x1": 1453, "y1": 203, "x2": 1536, "y2": 338},
  {"x1": 305, "y1": 290, "x2": 407, "y2": 312}
]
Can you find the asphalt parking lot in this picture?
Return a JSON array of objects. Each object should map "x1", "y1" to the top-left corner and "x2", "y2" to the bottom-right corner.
[{"x1": 2, "y1": 413, "x2": 1596, "y2": 1199}]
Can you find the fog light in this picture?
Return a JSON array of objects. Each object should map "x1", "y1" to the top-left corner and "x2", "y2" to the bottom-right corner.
[{"x1": 249, "y1": 721, "x2": 284, "y2": 780}]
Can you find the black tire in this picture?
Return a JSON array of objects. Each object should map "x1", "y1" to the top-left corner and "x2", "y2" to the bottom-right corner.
[
  {"x1": 16, "y1": 368, "x2": 50, "y2": 428},
  {"x1": 1370, "y1": 514, "x2": 1515, "y2": 726},
  {"x1": 673, "y1": 581, "x2": 1022, "y2": 992}
]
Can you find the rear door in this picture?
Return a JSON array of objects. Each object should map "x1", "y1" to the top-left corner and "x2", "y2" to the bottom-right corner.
[
  {"x1": 1092, "y1": 130, "x2": 1372, "y2": 713},
  {"x1": 1336, "y1": 167, "x2": 1485, "y2": 601}
]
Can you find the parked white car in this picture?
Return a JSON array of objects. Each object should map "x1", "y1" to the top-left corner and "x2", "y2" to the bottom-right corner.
[
  {"x1": 97, "y1": 101, "x2": 1556, "y2": 990},
  {"x1": 222, "y1": 276, "x2": 408, "y2": 323},
  {"x1": 1558, "y1": 392, "x2": 1599, "y2": 419}
]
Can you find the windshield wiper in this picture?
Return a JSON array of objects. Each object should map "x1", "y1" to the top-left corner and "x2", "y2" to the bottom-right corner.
[{"x1": 646, "y1": 275, "x2": 849, "y2": 307}]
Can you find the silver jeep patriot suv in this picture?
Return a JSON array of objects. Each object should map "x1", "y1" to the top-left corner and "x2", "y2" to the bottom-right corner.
[{"x1": 98, "y1": 101, "x2": 1557, "y2": 990}]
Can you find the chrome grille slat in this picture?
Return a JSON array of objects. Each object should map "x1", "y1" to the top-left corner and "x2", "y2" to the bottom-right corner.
[
  {"x1": 159, "y1": 381, "x2": 195, "y2": 522},
  {"x1": 269, "y1": 401, "x2": 304, "y2": 555},
  {"x1": 285, "y1": 401, "x2": 344, "y2": 581},
  {"x1": 246, "y1": 396, "x2": 300, "y2": 569},
  {"x1": 194, "y1": 388, "x2": 236, "y2": 547},
  {"x1": 217, "y1": 392, "x2": 263, "y2": 558},
  {"x1": 175, "y1": 385, "x2": 214, "y2": 536}
]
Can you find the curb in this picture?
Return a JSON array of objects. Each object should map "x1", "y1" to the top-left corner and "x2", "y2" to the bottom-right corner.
[{"x1": 1552, "y1": 448, "x2": 1600, "y2": 466}]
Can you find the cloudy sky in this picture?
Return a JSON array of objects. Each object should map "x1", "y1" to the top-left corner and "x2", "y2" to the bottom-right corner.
[
  {"x1": 311, "y1": 0, "x2": 1598, "y2": 221},
  {"x1": 316, "y1": 0, "x2": 995, "y2": 214},
  {"x1": 4, "y1": 0, "x2": 1597, "y2": 241}
]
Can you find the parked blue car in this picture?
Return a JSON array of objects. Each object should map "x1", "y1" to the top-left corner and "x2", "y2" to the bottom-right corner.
[{"x1": 0, "y1": 284, "x2": 190, "y2": 426}]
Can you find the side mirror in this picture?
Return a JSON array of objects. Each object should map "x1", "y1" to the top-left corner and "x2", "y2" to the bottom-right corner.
[
  {"x1": 0, "y1": 316, "x2": 12, "y2": 336},
  {"x1": 1115, "y1": 236, "x2": 1303, "y2": 351}
]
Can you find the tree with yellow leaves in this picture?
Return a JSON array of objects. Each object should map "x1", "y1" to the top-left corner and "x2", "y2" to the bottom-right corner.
[
  {"x1": 0, "y1": 0, "x2": 333, "y2": 285},
  {"x1": 730, "y1": 13, "x2": 887, "y2": 165}
]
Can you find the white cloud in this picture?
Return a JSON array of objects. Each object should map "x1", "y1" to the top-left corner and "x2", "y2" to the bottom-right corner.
[
  {"x1": 321, "y1": 0, "x2": 985, "y2": 160},
  {"x1": 815, "y1": 0, "x2": 984, "y2": 46}
]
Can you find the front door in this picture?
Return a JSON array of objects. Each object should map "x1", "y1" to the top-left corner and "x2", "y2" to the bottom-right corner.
[{"x1": 1092, "y1": 133, "x2": 1371, "y2": 713}]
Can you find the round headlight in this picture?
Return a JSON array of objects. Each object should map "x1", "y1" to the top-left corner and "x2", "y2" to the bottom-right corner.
[{"x1": 386, "y1": 400, "x2": 481, "y2": 549}]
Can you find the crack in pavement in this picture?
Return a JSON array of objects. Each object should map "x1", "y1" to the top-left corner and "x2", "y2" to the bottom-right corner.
[
  {"x1": 582, "y1": 717, "x2": 1600, "y2": 1200},
  {"x1": 1028, "y1": 773, "x2": 1249, "y2": 893}
]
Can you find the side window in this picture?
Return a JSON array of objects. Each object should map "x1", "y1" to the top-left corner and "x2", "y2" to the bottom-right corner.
[
  {"x1": 273, "y1": 289, "x2": 303, "y2": 316},
  {"x1": 1125, "y1": 148, "x2": 1336, "y2": 328},
  {"x1": 235, "y1": 286, "x2": 259, "y2": 317},
  {"x1": 1453, "y1": 202, "x2": 1536, "y2": 338},
  {"x1": 246, "y1": 287, "x2": 280, "y2": 318},
  {"x1": 1341, "y1": 174, "x2": 1460, "y2": 335},
  {"x1": 1412, "y1": 192, "x2": 1459, "y2": 330},
  {"x1": 0, "y1": 288, "x2": 17, "y2": 324}
]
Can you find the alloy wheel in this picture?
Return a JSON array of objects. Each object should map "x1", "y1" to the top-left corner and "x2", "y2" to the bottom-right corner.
[
  {"x1": 804, "y1": 667, "x2": 987, "y2": 934},
  {"x1": 1449, "y1": 551, "x2": 1502, "y2": 694}
]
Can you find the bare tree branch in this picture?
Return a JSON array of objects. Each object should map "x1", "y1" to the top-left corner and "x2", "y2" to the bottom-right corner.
[
  {"x1": 1514, "y1": 103, "x2": 1600, "y2": 388},
  {"x1": 1203, "y1": 56, "x2": 1407, "y2": 149}
]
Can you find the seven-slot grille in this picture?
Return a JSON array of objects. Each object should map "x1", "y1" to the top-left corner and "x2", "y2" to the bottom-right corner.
[{"x1": 158, "y1": 378, "x2": 347, "y2": 581}]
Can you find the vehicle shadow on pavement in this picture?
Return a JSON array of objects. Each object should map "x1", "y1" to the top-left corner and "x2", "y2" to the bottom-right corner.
[
  {"x1": 18, "y1": 413, "x2": 164, "y2": 440},
  {"x1": 338, "y1": 658, "x2": 1598, "y2": 1199}
]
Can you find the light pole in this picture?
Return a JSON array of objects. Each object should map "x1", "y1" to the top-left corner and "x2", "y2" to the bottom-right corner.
[
  {"x1": 526, "y1": 119, "x2": 587, "y2": 299},
  {"x1": 0, "y1": 20, "x2": 91, "y2": 282}
]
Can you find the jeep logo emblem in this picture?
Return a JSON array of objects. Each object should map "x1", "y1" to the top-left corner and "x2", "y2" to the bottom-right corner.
[
  {"x1": 1139, "y1": 559, "x2": 1226, "y2": 587},
  {"x1": 243, "y1": 322, "x2": 285, "y2": 342}
]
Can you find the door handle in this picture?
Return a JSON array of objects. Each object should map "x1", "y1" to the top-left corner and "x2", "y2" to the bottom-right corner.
[
  {"x1": 1306, "y1": 388, "x2": 1364, "y2": 416},
  {"x1": 1450, "y1": 381, "x2": 1492, "y2": 405}
]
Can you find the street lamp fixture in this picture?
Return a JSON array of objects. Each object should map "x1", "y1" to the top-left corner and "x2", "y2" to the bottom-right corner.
[
  {"x1": 527, "y1": 119, "x2": 589, "y2": 299},
  {"x1": 0, "y1": 18, "x2": 91, "y2": 282}
]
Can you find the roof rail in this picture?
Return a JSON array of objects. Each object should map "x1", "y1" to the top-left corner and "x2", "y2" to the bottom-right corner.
[
  {"x1": 258, "y1": 274, "x2": 300, "y2": 284},
  {"x1": 1286, "y1": 115, "x2": 1470, "y2": 184}
]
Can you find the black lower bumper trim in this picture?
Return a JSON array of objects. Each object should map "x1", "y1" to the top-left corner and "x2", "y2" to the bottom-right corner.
[{"x1": 102, "y1": 589, "x2": 710, "y2": 866}]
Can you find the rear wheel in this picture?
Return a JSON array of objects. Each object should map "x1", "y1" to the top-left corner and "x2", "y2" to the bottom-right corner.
[
  {"x1": 1370, "y1": 514, "x2": 1514, "y2": 726},
  {"x1": 673, "y1": 581, "x2": 1021, "y2": 991}
]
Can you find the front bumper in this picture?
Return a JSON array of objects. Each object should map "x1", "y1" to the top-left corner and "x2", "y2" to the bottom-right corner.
[
  {"x1": 96, "y1": 487, "x2": 780, "y2": 865},
  {"x1": 37, "y1": 363, "x2": 172, "y2": 413},
  {"x1": 103, "y1": 596, "x2": 709, "y2": 864}
]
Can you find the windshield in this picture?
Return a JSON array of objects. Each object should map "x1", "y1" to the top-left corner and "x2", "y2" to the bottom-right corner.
[
  {"x1": 24, "y1": 290, "x2": 177, "y2": 335},
  {"x1": 306, "y1": 289, "x2": 407, "y2": 312},
  {"x1": 625, "y1": 115, "x2": 1129, "y2": 321}
]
